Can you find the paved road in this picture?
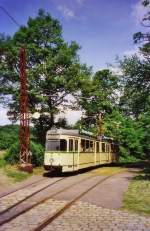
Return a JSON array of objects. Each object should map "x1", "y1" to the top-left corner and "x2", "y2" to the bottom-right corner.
[
  {"x1": 0, "y1": 168, "x2": 149, "y2": 231},
  {"x1": 80, "y1": 170, "x2": 136, "y2": 209}
]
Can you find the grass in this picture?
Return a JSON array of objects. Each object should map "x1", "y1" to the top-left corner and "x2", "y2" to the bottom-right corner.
[
  {"x1": 0, "y1": 150, "x2": 7, "y2": 168},
  {"x1": 4, "y1": 165, "x2": 30, "y2": 182},
  {"x1": 0, "y1": 150, "x2": 45, "y2": 183},
  {"x1": 0, "y1": 150, "x2": 30, "y2": 183},
  {"x1": 122, "y1": 167, "x2": 150, "y2": 216},
  {"x1": 33, "y1": 166, "x2": 44, "y2": 175},
  {"x1": 90, "y1": 166, "x2": 126, "y2": 176}
]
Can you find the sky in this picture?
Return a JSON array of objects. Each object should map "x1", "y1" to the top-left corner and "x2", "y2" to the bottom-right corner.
[{"x1": 0, "y1": 0, "x2": 147, "y2": 125}]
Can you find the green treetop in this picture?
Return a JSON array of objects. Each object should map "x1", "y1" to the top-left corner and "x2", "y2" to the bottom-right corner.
[{"x1": 0, "y1": 9, "x2": 91, "y2": 144}]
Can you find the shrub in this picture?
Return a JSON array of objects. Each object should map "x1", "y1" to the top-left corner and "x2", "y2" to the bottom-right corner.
[
  {"x1": 0, "y1": 125, "x2": 19, "y2": 150},
  {"x1": 4, "y1": 141, "x2": 44, "y2": 166},
  {"x1": 0, "y1": 125, "x2": 37, "y2": 150}
]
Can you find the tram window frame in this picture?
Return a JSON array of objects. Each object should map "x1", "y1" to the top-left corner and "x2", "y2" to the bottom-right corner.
[
  {"x1": 96, "y1": 142, "x2": 99, "y2": 153},
  {"x1": 69, "y1": 139, "x2": 74, "y2": 152},
  {"x1": 75, "y1": 140, "x2": 78, "y2": 152},
  {"x1": 102, "y1": 143, "x2": 106, "y2": 152}
]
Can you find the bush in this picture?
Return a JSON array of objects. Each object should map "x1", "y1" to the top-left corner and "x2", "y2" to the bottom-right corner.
[
  {"x1": 4, "y1": 141, "x2": 44, "y2": 166},
  {"x1": 0, "y1": 125, "x2": 19, "y2": 150},
  {"x1": 0, "y1": 125, "x2": 37, "y2": 150}
]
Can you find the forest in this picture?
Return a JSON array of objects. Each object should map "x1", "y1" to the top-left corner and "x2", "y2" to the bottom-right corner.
[{"x1": 0, "y1": 1, "x2": 149, "y2": 165}]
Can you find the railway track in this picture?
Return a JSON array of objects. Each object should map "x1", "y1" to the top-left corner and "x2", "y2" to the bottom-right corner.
[
  {"x1": 0, "y1": 177, "x2": 65, "y2": 215},
  {"x1": 0, "y1": 171, "x2": 121, "y2": 230},
  {"x1": 0, "y1": 173, "x2": 93, "y2": 226},
  {"x1": 0, "y1": 177, "x2": 46, "y2": 199},
  {"x1": 33, "y1": 174, "x2": 115, "y2": 231}
]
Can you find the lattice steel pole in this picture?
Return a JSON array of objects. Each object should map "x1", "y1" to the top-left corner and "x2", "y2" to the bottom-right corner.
[
  {"x1": 19, "y1": 48, "x2": 32, "y2": 173},
  {"x1": 0, "y1": 7, "x2": 32, "y2": 172}
]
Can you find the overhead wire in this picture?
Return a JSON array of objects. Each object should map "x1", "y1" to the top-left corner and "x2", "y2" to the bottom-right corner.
[{"x1": 0, "y1": 5, "x2": 20, "y2": 28}]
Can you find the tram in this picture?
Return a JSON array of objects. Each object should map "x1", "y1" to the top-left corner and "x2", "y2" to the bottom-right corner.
[{"x1": 44, "y1": 128, "x2": 118, "y2": 173}]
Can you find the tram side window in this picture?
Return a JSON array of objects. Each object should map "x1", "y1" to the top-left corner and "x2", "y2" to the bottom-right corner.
[
  {"x1": 90, "y1": 141, "x2": 94, "y2": 152},
  {"x1": 96, "y1": 142, "x2": 99, "y2": 153},
  {"x1": 86, "y1": 140, "x2": 90, "y2": 152},
  {"x1": 81, "y1": 139, "x2": 85, "y2": 152},
  {"x1": 69, "y1": 139, "x2": 74, "y2": 151},
  {"x1": 102, "y1": 143, "x2": 105, "y2": 152},
  {"x1": 106, "y1": 144, "x2": 109, "y2": 152},
  {"x1": 75, "y1": 140, "x2": 78, "y2": 152},
  {"x1": 111, "y1": 143, "x2": 114, "y2": 152},
  {"x1": 60, "y1": 139, "x2": 67, "y2": 151},
  {"x1": 46, "y1": 140, "x2": 60, "y2": 151}
]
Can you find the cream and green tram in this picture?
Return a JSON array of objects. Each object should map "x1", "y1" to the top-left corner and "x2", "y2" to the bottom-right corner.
[{"x1": 44, "y1": 128, "x2": 118, "y2": 173}]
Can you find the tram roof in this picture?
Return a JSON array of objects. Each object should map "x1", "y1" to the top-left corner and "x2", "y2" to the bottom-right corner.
[
  {"x1": 47, "y1": 128, "x2": 95, "y2": 138},
  {"x1": 46, "y1": 128, "x2": 114, "y2": 142}
]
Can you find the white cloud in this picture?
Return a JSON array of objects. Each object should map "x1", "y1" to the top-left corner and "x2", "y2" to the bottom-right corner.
[
  {"x1": 132, "y1": 0, "x2": 149, "y2": 25},
  {"x1": 57, "y1": 110, "x2": 82, "y2": 125},
  {"x1": 58, "y1": 5, "x2": 75, "y2": 19}
]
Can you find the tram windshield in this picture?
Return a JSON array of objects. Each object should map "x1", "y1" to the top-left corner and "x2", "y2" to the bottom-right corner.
[{"x1": 46, "y1": 139, "x2": 67, "y2": 151}]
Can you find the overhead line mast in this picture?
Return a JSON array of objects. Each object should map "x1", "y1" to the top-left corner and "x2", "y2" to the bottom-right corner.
[{"x1": 0, "y1": 6, "x2": 32, "y2": 172}]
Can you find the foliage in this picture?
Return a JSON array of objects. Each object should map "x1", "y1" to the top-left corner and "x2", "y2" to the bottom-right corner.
[
  {"x1": 0, "y1": 9, "x2": 91, "y2": 144},
  {"x1": 119, "y1": 155, "x2": 140, "y2": 163},
  {"x1": 133, "y1": 0, "x2": 150, "y2": 56},
  {"x1": 138, "y1": 112, "x2": 150, "y2": 159},
  {"x1": 119, "y1": 55, "x2": 150, "y2": 118},
  {"x1": 78, "y1": 69, "x2": 118, "y2": 129},
  {"x1": 104, "y1": 110, "x2": 146, "y2": 160},
  {"x1": 0, "y1": 124, "x2": 38, "y2": 149},
  {"x1": 4, "y1": 141, "x2": 44, "y2": 166},
  {"x1": 0, "y1": 125, "x2": 19, "y2": 150}
]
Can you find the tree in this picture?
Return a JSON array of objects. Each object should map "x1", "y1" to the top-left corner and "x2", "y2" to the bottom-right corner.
[
  {"x1": 104, "y1": 110, "x2": 145, "y2": 160},
  {"x1": 0, "y1": 9, "x2": 91, "y2": 144},
  {"x1": 78, "y1": 69, "x2": 119, "y2": 130},
  {"x1": 133, "y1": 0, "x2": 150, "y2": 56},
  {"x1": 119, "y1": 55, "x2": 150, "y2": 118},
  {"x1": 117, "y1": 0, "x2": 150, "y2": 160}
]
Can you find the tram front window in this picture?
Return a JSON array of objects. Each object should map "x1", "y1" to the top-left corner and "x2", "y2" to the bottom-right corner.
[{"x1": 46, "y1": 139, "x2": 67, "y2": 151}]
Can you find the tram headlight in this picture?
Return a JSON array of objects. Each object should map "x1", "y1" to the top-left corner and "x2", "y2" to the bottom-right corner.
[{"x1": 49, "y1": 158, "x2": 54, "y2": 165}]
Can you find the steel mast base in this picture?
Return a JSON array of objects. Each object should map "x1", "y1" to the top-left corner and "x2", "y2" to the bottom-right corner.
[{"x1": 19, "y1": 163, "x2": 33, "y2": 173}]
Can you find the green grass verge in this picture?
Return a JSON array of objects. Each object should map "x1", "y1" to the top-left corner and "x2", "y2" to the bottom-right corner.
[
  {"x1": 0, "y1": 151, "x2": 7, "y2": 168},
  {"x1": 0, "y1": 150, "x2": 44, "y2": 183},
  {"x1": 5, "y1": 167, "x2": 30, "y2": 182},
  {"x1": 91, "y1": 166, "x2": 126, "y2": 176},
  {"x1": 0, "y1": 150, "x2": 29, "y2": 182},
  {"x1": 122, "y1": 169, "x2": 150, "y2": 216}
]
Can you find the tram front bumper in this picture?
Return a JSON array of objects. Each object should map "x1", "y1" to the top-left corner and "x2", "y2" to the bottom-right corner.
[{"x1": 44, "y1": 165, "x2": 62, "y2": 172}]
